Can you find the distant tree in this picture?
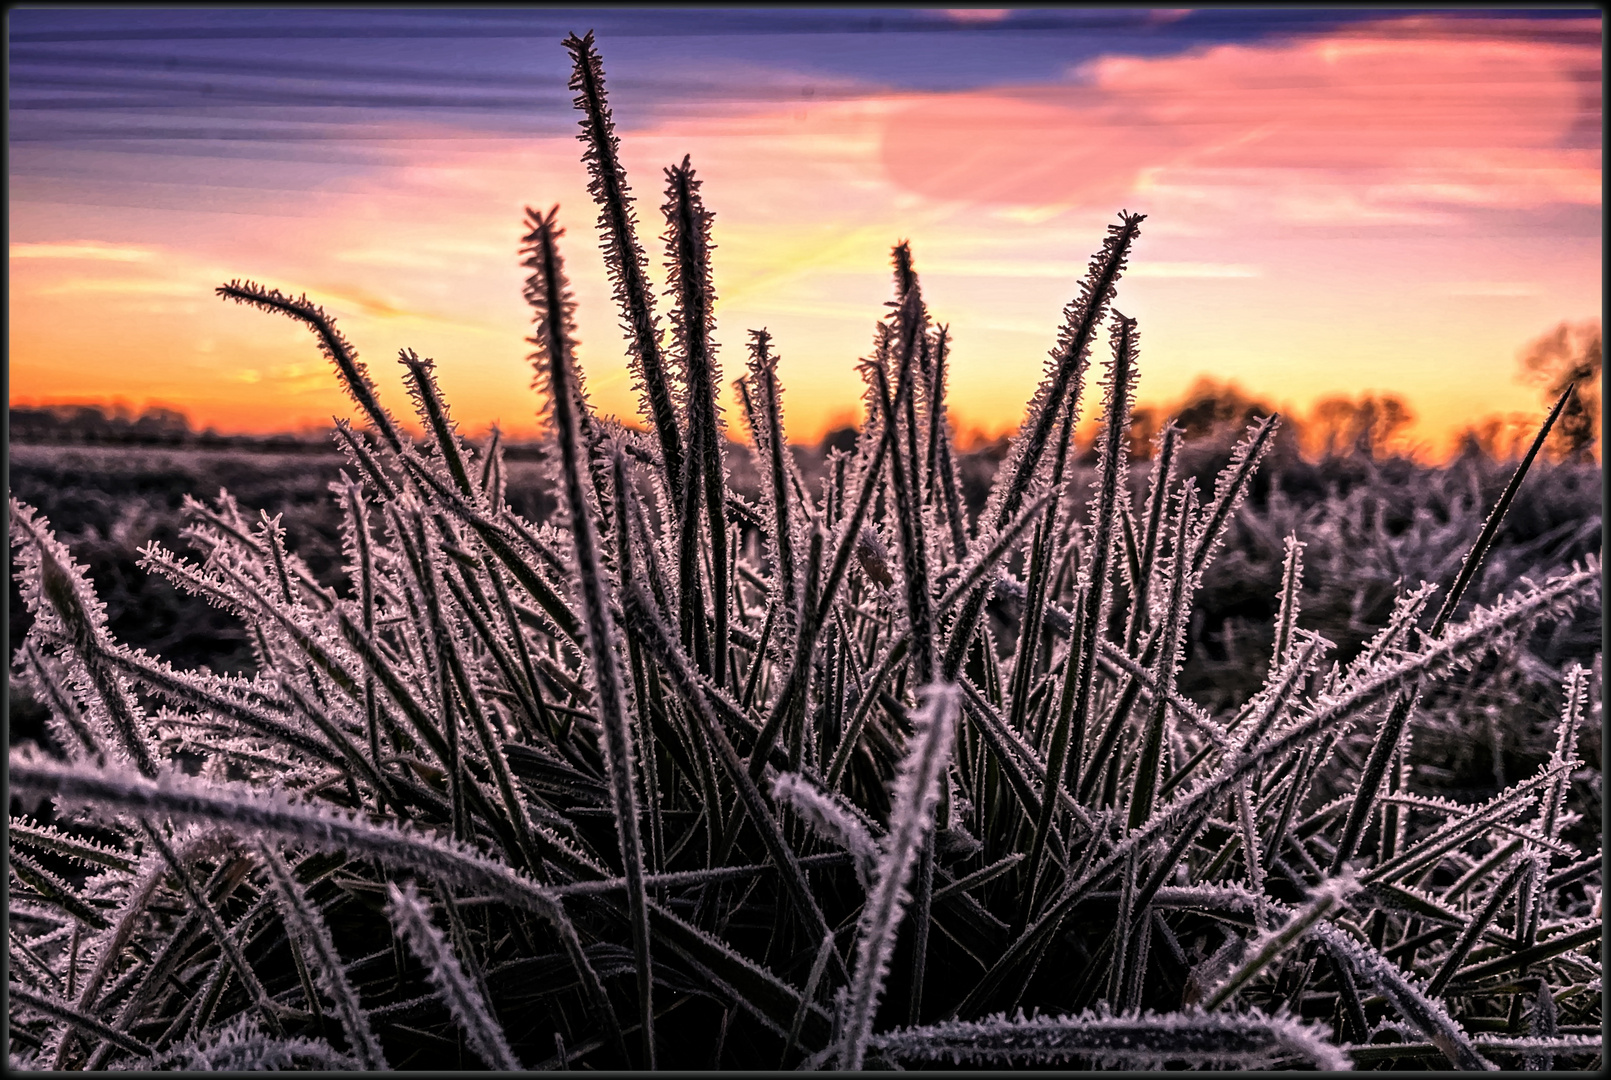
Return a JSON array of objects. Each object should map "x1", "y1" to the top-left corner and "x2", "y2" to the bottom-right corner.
[
  {"x1": 1171, "y1": 377, "x2": 1274, "y2": 443},
  {"x1": 1519, "y1": 319, "x2": 1600, "y2": 463},
  {"x1": 1455, "y1": 413, "x2": 1537, "y2": 463},
  {"x1": 819, "y1": 425, "x2": 860, "y2": 456},
  {"x1": 1308, "y1": 393, "x2": 1413, "y2": 460},
  {"x1": 1125, "y1": 404, "x2": 1162, "y2": 460},
  {"x1": 9, "y1": 403, "x2": 192, "y2": 444}
]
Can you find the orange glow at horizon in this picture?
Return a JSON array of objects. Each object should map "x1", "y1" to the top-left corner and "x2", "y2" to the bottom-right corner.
[{"x1": 9, "y1": 15, "x2": 1601, "y2": 461}]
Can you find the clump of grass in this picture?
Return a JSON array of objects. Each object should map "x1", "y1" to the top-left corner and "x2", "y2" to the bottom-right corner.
[{"x1": 8, "y1": 31, "x2": 1601, "y2": 1071}]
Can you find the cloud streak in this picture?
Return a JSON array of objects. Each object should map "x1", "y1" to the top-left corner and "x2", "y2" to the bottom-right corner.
[
  {"x1": 11, "y1": 241, "x2": 159, "y2": 262},
  {"x1": 878, "y1": 16, "x2": 1600, "y2": 219}
]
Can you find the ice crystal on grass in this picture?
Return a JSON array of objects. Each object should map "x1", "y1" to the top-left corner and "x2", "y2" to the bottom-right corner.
[{"x1": 7, "y1": 30, "x2": 1600, "y2": 1074}]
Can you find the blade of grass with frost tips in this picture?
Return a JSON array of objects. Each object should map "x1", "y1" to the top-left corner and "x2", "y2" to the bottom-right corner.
[
  {"x1": 10, "y1": 984, "x2": 155, "y2": 1058},
  {"x1": 956, "y1": 677, "x2": 1081, "y2": 849},
  {"x1": 16, "y1": 640, "x2": 99, "y2": 757},
  {"x1": 257, "y1": 842, "x2": 387, "y2": 1069},
  {"x1": 478, "y1": 424, "x2": 505, "y2": 509},
  {"x1": 743, "y1": 328, "x2": 798, "y2": 649},
  {"x1": 938, "y1": 492, "x2": 1054, "y2": 614},
  {"x1": 1006, "y1": 390, "x2": 1080, "y2": 733},
  {"x1": 564, "y1": 30, "x2": 685, "y2": 499},
  {"x1": 1128, "y1": 480, "x2": 1194, "y2": 832},
  {"x1": 1094, "y1": 642, "x2": 1228, "y2": 749},
  {"x1": 1307, "y1": 918, "x2": 1493, "y2": 1070},
  {"x1": 10, "y1": 850, "x2": 110, "y2": 931},
  {"x1": 740, "y1": 598, "x2": 778, "y2": 712},
  {"x1": 747, "y1": 527, "x2": 825, "y2": 784},
  {"x1": 1023, "y1": 314, "x2": 1137, "y2": 922},
  {"x1": 641, "y1": 899, "x2": 833, "y2": 1043},
  {"x1": 665, "y1": 156, "x2": 731, "y2": 689},
  {"x1": 1008, "y1": 508, "x2": 1057, "y2": 733},
  {"x1": 332, "y1": 418, "x2": 401, "y2": 500},
  {"x1": 46, "y1": 830, "x2": 222, "y2": 1065},
  {"x1": 933, "y1": 852, "x2": 1026, "y2": 901},
  {"x1": 8, "y1": 819, "x2": 135, "y2": 875},
  {"x1": 1204, "y1": 872, "x2": 1359, "y2": 1009},
  {"x1": 399, "y1": 348, "x2": 475, "y2": 498},
  {"x1": 1442, "y1": 921, "x2": 1601, "y2": 987},
  {"x1": 942, "y1": 226, "x2": 1142, "y2": 686},
  {"x1": 1124, "y1": 422, "x2": 1180, "y2": 652},
  {"x1": 483, "y1": 532, "x2": 565, "y2": 744},
  {"x1": 418, "y1": 534, "x2": 547, "y2": 875},
  {"x1": 385, "y1": 882, "x2": 518, "y2": 1070},
  {"x1": 781, "y1": 931, "x2": 839, "y2": 1068},
  {"x1": 1539, "y1": 664, "x2": 1590, "y2": 843},
  {"x1": 443, "y1": 567, "x2": 546, "y2": 744},
  {"x1": 861, "y1": 1008, "x2": 1348, "y2": 1070},
  {"x1": 29, "y1": 618, "x2": 333, "y2": 770},
  {"x1": 394, "y1": 506, "x2": 469, "y2": 841},
  {"x1": 814, "y1": 398, "x2": 892, "y2": 629},
  {"x1": 216, "y1": 280, "x2": 403, "y2": 454},
  {"x1": 825, "y1": 636, "x2": 909, "y2": 790},
  {"x1": 338, "y1": 474, "x2": 387, "y2": 789},
  {"x1": 613, "y1": 446, "x2": 667, "y2": 876},
  {"x1": 1271, "y1": 534, "x2": 1306, "y2": 670},
  {"x1": 13, "y1": 502, "x2": 159, "y2": 778},
  {"x1": 1330, "y1": 385, "x2": 1575, "y2": 874},
  {"x1": 547, "y1": 851, "x2": 851, "y2": 897},
  {"x1": 272, "y1": 676, "x2": 402, "y2": 815},
  {"x1": 840, "y1": 682, "x2": 961, "y2": 1070},
  {"x1": 523, "y1": 204, "x2": 656, "y2": 1069},
  {"x1": 770, "y1": 770, "x2": 879, "y2": 889},
  {"x1": 629, "y1": 502, "x2": 727, "y2": 866},
  {"x1": 927, "y1": 325, "x2": 970, "y2": 560},
  {"x1": 394, "y1": 447, "x2": 583, "y2": 644},
  {"x1": 675, "y1": 418, "x2": 713, "y2": 677},
  {"x1": 139, "y1": 820, "x2": 282, "y2": 1034},
  {"x1": 950, "y1": 561, "x2": 1597, "y2": 1019},
  {"x1": 11, "y1": 928, "x2": 65, "y2": 996},
  {"x1": 618, "y1": 580, "x2": 847, "y2": 984},
  {"x1": 1083, "y1": 416, "x2": 1281, "y2": 786},
  {"x1": 8, "y1": 750, "x2": 628, "y2": 1061},
  {"x1": 1362, "y1": 760, "x2": 1568, "y2": 886},
  {"x1": 109, "y1": 1017, "x2": 357, "y2": 1072},
  {"x1": 986, "y1": 212, "x2": 1143, "y2": 533},
  {"x1": 1425, "y1": 854, "x2": 1537, "y2": 997}
]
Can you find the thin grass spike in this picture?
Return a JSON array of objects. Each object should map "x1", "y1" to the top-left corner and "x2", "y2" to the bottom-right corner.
[
  {"x1": 564, "y1": 30, "x2": 686, "y2": 498},
  {"x1": 840, "y1": 683, "x2": 961, "y2": 1070},
  {"x1": 664, "y1": 155, "x2": 731, "y2": 689},
  {"x1": 385, "y1": 881, "x2": 519, "y2": 1070},
  {"x1": 522, "y1": 204, "x2": 655, "y2": 1068}
]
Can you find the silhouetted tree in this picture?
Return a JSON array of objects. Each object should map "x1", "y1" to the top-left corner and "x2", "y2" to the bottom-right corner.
[
  {"x1": 1308, "y1": 393, "x2": 1413, "y2": 460},
  {"x1": 1171, "y1": 377, "x2": 1274, "y2": 443},
  {"x1": 1519, "y1": 319, "x2": 1600, "y2": 463}
]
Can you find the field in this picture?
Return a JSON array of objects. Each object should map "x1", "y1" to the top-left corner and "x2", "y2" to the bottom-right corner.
[
  {"x1": 8, "y1": 30, "x2": 1603, "y2": 1073},
  {"x1": 8, "y1": 438, "x2": 1601, "y2": 812}
]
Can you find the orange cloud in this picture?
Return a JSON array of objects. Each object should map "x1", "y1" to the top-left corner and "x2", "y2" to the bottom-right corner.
[{"x1": 880, "y1": 16, "x2": 1600, "y2": 216}]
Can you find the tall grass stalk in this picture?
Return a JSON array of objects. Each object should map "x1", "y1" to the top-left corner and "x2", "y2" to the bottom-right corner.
[{"x1": 523, "y1": 205, "x2": 656, "y2": 1067}]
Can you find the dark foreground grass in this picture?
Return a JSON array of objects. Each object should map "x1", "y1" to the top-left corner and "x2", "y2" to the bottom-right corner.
[{"x1": 8, "y1": 32, "x2": 1602, "y2": 1071}]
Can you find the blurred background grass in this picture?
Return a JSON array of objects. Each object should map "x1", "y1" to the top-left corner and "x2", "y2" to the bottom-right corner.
[{"x1": 10, "y1": 394, "x2": 1600, "y2": 848}]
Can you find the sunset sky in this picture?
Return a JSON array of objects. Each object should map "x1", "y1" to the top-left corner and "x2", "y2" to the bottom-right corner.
[{"x1": 9, "y1": 8, "x2": 1602, "y2": 459}]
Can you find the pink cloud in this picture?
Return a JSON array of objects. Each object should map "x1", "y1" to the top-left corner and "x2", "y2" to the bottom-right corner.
[
  {"x1": 879, "y1": 16, "x2": 1601, "y2": 217},
  {"x1": 933, "y1": 9, "x2": 1013, "y2": 24}
]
